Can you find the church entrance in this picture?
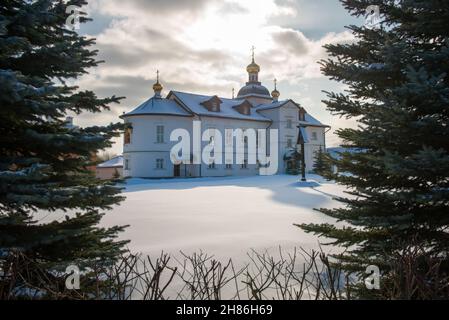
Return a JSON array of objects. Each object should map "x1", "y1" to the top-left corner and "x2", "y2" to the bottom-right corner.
[{"x1": 174, "y1": 164, "x2": 181, "y2": 177}]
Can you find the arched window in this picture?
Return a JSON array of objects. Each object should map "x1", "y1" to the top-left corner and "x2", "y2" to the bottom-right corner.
[{"x1": 124, "y1": 127, "x2": 132, "y2": 145}]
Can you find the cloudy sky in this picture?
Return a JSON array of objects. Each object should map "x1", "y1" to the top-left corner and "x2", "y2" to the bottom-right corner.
[{"x1": 75, "y1": 0, "x2": 364, "y2": 155}]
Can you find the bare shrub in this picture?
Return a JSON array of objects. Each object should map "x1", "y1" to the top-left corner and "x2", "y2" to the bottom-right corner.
[
  {"x1": 381, "y1": 243, "x2": 449, "y2": 300},
  {"x1": 1, "y1": 247, "x2": 352, "y2": 300},
  {"x1": 243, "y1": 248, "x2": 351, "y2": 300}
]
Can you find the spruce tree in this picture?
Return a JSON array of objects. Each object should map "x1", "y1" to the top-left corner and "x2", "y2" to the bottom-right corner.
[
  {"x1": 299, "y1": 0, "x2": 449, "y2": 295},
  {"x1": 0, "y1": 0, "x2": 128, "y2": 291},
  {"x1": 313, "y1": 147, "x2": 333, "y2": 178}
]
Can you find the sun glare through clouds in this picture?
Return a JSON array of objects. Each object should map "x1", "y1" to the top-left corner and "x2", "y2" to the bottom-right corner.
[{"x1": 75, "y1": 0, "x2": 360, "y2": 154}]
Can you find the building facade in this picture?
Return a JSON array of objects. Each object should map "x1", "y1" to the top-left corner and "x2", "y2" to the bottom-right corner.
[
  {"x1": 121, "y1": 57, "x2": 329, "y2": 178},
  {"x1": 96, "y1": 156, "x2": 123, "y2": 180}
]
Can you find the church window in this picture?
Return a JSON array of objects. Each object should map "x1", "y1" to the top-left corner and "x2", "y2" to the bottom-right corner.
[
  {"x1": 125, "y1": 159, "x2": 130, "y2": 170},
  {"x1": 156, "y1": 125, "x2": 165, "y2": 143},
  {"x1": 124, "y1": 127, "x2": 132, "y2": 144},
  {"x1": 287, "y1": 138, "x2": 293, "y2": 148},
  {"x1": 156, "y1": 159, "x2": 164, "y2": 169},
  {"x1": 311, "y1": 132, "x2": 318, "y2": 141},
  {"x1": 286, "y1": 119, "x2": 292, "y2": 129}
]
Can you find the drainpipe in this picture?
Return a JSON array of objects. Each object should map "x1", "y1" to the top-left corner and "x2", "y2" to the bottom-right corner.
[
  {"x1": 297, "y1": 124, "x2": 307, "y2": 182},
  {"x1": 324, "y1": 126, "x2": 331, "y2": 151}
]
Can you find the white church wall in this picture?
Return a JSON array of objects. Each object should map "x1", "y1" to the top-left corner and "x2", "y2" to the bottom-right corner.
[
  {"x1": 256, "y1": 108, "x2": 280, "y2": 174},
  {"x1": 123, "y1": 114, "x2": 273, "y2": 178},
  {"x1": 305, "y1": 126, "x2": 326, "y2": 173},
  {"x1": 197, "y1": 116, "x2": 270, "y2": 177},
  {"x1": 122, "y1": 101, "x2": 327, "y2": 178},
  {"x1": 124, "y1": 151, "x2": 173, "y2": 178},
  {"x1": 258, "y1": 102, "x2": 327, "y2": 174},
  {"x1": 123, "y1": 115, "x2": 193, "y2": 178},
  {"x1": 124, "y1": 115, "x2": 193, "y2": 153},
  {"x1": 278, "y1": 102, "x2": 301, "y2": 173}
]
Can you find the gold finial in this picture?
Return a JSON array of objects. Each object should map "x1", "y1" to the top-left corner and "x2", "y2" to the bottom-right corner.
[
  {"x1": 271, "y1": 78, "x2": 280, "y2": 100},
  {"x1": 247, "y1": 46, "x2": 260, "y2": 74},
  {"x1": 153, "y1": 69, "x2": 163, "y2": 96}
]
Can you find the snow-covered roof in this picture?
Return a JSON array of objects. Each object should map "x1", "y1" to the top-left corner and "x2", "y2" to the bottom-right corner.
[
  {"x1": 169, "y1": 91, "x2": 271, "y2": 122},
  {"x1": 302, "y1": 114, "x2": 328, "y2": 127},
  {"x1": 256, "y1": 100, "x2": 329, "y2": 127},
  {"x1": 254, "y1": 100, "x2": 288, "y2": 111},
  {"x1": 122, "y1": 90, "x2": 328, "y2": 127},
  {"x1": 98, "y1": 156, "x2": 123, "y2": 168},
  {"x1": 122, "y1": 97, "x2": 192, "y2": 118}
]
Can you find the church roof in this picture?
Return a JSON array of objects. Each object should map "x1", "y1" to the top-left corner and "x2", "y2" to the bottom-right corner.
[
  {"x1": 98, "y1": 156, "x2": 123, "y2": 168},
  {"x1": 254, "y1": 100, "x2": 289, "y2": 111},
  {"x1": 301, "y1": 114, "x2": 328, "y2": 127},
  {"x1": 122, "y1": 96, "x2": 192, "y2": 118},
  {"x1": 169, "y1": 91, "x2": 271, "y2": 122},
  {"x1": 256, "y1": 100, "x2": 329, "y2": 127},
  {"x1": 122, "y1": 91, "x2": 328, "y2": 127}
]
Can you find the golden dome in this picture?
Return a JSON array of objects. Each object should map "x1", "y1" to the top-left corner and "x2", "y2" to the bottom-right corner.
[
  {"x1": 153, "y1": 70, "x2": 163, "y2": 93},
  {"x1": 247, "y1": 46, "x2": 260, "y2": 73},
  {"x1": 247, "y1": 61, "x2": 260, "y2": 73},
  {"x1": 153, "y1": 82, "x2": 163, "y2": 92}
]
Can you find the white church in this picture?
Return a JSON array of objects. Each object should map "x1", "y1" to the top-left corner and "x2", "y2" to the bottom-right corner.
[{"x1": 120, "y1": 54, "x2": 329, "y2": 178}]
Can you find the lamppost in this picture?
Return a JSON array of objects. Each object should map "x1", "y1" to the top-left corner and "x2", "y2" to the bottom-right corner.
[{"x1": 297, "y1": 124, "x2": 308, "y2": 182}]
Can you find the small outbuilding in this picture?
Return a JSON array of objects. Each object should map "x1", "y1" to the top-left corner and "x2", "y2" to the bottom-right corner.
[{"x1": 96, "y1": 156, "x2": 123, "y2": 180}]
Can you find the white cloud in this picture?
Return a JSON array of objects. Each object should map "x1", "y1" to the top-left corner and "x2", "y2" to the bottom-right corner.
[{"x1": 75, "y1": 0, "x2": 360, "y2": 154}]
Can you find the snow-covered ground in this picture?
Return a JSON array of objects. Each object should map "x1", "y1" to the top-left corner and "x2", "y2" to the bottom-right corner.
[{"x1": 100, "y1": 174, "x2": 348, "y2": 261}]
